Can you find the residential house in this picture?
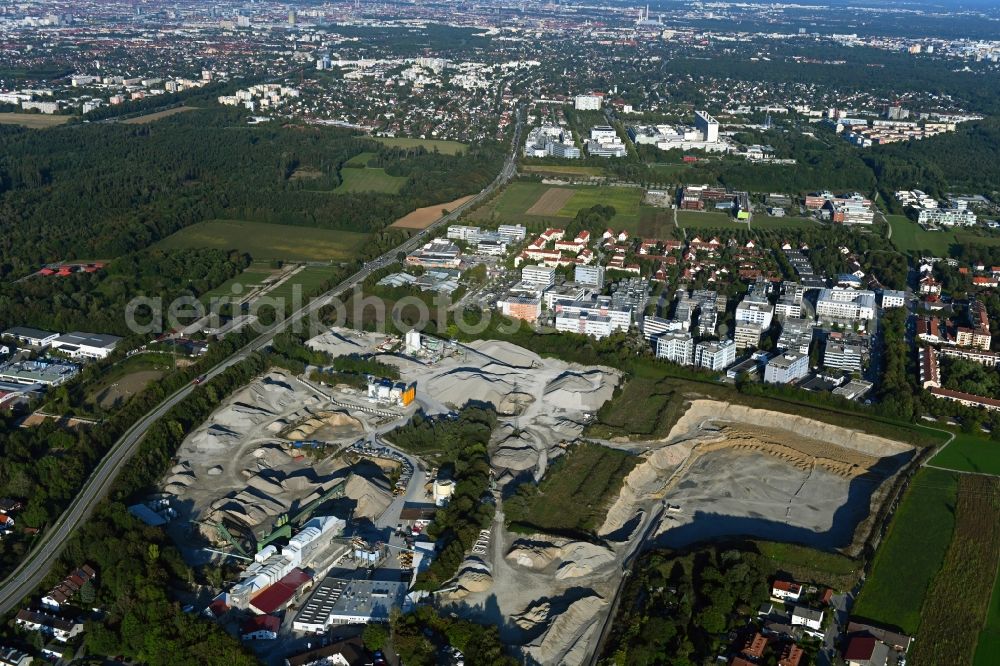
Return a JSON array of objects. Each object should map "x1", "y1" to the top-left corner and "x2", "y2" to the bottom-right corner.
[
  {"x1": 771, "y1": 580, "x2": 803, "y2": 602},
  {"x1": 15, "y1": 609, "x2": 83, "y2": 642},
  {"x1": 842, "y1": 636, "x2": 889, "y2": 666},
  {"x1": 790, "y1": 606, "x2": 823, "y2": 631}
]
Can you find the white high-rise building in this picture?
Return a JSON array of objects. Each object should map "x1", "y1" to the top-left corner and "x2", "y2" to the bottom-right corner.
[
  {"x1": 764, "y1": 352, "x2": 809, "y2": 384},
  {"x1": 695, "y1": 110, "x2": 719, "y2": 142},
  {"x1": 656, "y1": 332, "x2": 694, "y2": 366},
  {"x1": 575, "y1": 265, "x2": 605, "y2": 289},
  {"x1": 574, "y1": 94, "x2": 602, "y2": 111},
  {"x1": 695, "y1": 339, "x2": 737, "y2": 371},
  {"x1": 521, "y1": 265, "x2": 556, "y2": 288},
  {"x1": 815, "y1": 288, "x2": 876, "y2": 323}
]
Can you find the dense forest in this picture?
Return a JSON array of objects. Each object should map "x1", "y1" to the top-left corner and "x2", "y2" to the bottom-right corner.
[
  {"x1": 865, "y1": 117, "x2": 1000, "y2": 196},
  {"x1": 600, "y1": 546, "x2": 774, "y2": 665},
  {"x1": 0, "y1": 108, "x2": 503, "y2": 278},
  {"x1": 0, "y1": 248, "x2": 249, "y2": 334}
]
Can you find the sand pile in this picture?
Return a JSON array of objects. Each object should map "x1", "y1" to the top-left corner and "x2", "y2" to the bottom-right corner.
[
  {"x1": 513, "y1": 600, "x2": 551, "y2": 631},
  {"x1": 506, "y1": 536, "x2": 615, "y2": 579},
  {"x1": 284, "y1": 410, "x2": 364, "y2": 441},
  {"x1": 426, "y1": 368, "x2": 520, "y2": 408},
  {"x1": 448, "y1": 556, "x2": 493, "y2": 599},
  {"x1": 525, "y1": 594, "x2": 606, "y2": 666},
  {"x1": 544, "y1": 370, "x2": 619, "y2": 412},
  {"x1": 491, "y1": 430, "x2": 539, "y2": 472},
  {"x1": 698, "y1": 425, "x2": 882, "y2": 478},
  {"x1": 306, "y1": 327, "x2": 390, "y2": 358},
  {"x1": 469, "y1": 340, "x2": 542, "y2": 368},
  {"x1": 345, "y1": 474, "x2": 392, "y2": 519}
]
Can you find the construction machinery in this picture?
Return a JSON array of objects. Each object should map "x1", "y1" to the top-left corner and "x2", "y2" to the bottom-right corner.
[{"x1": 255, "y1": 473, "x2": 352, "y2": 552}]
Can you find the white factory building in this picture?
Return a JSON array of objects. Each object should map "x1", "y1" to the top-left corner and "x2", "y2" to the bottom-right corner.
[
  {"x1": 227, "y1": 516, "x2": 344, "y2": 610},
  {"x1": 50, "y1": 332, "x2": 122, "y2": 360}
]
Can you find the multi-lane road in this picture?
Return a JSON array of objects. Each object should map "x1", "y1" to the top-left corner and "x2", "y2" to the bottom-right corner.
[{"x1": 0, "y1": 108, "x2": 523, "y2": 614}]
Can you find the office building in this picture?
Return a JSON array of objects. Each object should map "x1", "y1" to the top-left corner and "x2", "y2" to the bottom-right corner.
[
  {"x1": 543, "y1": 283, "x2": 588, "y2": 309},
  {"x1": 764, "y1": 352, "x2": 809, "y2": 385},
  {"x1": 823, "y1": 339, "x2": 866, "y2": 372},
  {"x1": 555, "y1": 312, "x2": 615, "y2": 339},
  {"x1": 695, "y1": 339, "x2": 737, "y2": 371},
  {"x1": 736, "y1": 295, "x2": 774, "y2": 330},
  {"x1": 499, "y1": 297, "x2": 541, "y2": 322},
  {"x1": 816, "y1": 288, "x2": 876, "y2": 323},
  {"x1": 556, "y1": 296, "x2": 632, "y2": 332},
  {"x1": 734, "y1": 321, "x2": 765, "y2": 350},
  {"x1": 642, "y1": 315, "x2": 685, "y2": 341},
  {"x1": 405, "y1": 239, "x2": 462, "y2": 269},
  {"x1": 497, "y1": 224, "x2": 528, "y2": 244},
  {"x1": 574, "y1": 94, "x2": 602, "y2": 110},
  {"x1": 523, "y1": 126, "x2": 581, "y2": 159},
  {"x1": 694, "y1": 110, "x2": 720, "y2": 142},
  {"x1": 777, "y1": 317, "x2": 814, "y2": 354},
  {"x1": 586, "y1": 126, "x2": 627, "y2": 158},
  {"x1": 521, "y1": 265, "x2": 556, "y2": 288},
  {"x1": 447, "y1": 225, "x2": 481, "y2": 242},
  {"x1": 575, "y1": 265, "x2": 606, "y2": 289},
  {"x1": 655, "y1": 332, "x2": 694, "y2": 366},
  {"x1": 2, "y1": 327, "x2": 60, "y2": 348},
  {"x1": 774, "y1": 297, "x2": 802, "y2": 319}
]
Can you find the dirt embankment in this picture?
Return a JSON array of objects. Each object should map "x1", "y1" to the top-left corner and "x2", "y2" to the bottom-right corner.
[
  {"x1": 598, "y1": 399, "x2": 916, "y2": 551},
  {"x1": 670, "y1": 400, "x2": 913, "y2": 458}
]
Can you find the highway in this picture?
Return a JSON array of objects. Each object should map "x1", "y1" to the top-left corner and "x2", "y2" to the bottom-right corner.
[{"x1": 0, "y1": 107, "x2": 523, "y2": 615}]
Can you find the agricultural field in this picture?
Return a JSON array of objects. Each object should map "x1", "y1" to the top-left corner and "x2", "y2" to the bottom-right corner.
[
  {"x1": 390, "y1": 195, "x2": 474, "y2": 229},
  {"x1": 336, "y1": 166, "x2": 406, "y2": 194},
  {"x1": 907, "y1": 475, "x2": 1000, "y2": 666},
  {"x1": 520, "y1": 164, "x2": 605, "y2": 177},
  {"x1": 852, "y1": 467, "x2": 959, "y2": 634},
  {"x1": 472, "y1": 181, "x2": 643, "y2": 230},
  {"x1": 154, "y1": 219, "x2": 368, "y2": 262},
  {"x1": 121, "y1": 106, "x2": 198, "y2": 124},
  {"x1": 930, "y1": 433, "x2": 1000, "y2": 475},
  {"x1": 504, "y1": 441, "x2": 638, "y2": 535},
  {"x1": 976, "y1": 570, "x2": 1000, "y2": 666},
  {"x1": 557, "y1": 186, "x2": 642, "y2": 225},
  {"x1": 372, "y1": 136, "x2": 468, "y2": 155},
  {"x1": 0, "y1": 112, "x2": 71, "y2": 128}
]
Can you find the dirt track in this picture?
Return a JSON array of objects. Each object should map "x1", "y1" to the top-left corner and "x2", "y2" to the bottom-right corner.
[{"x1": 526, "y1": 187, "x2": 575, "y2": 216}]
